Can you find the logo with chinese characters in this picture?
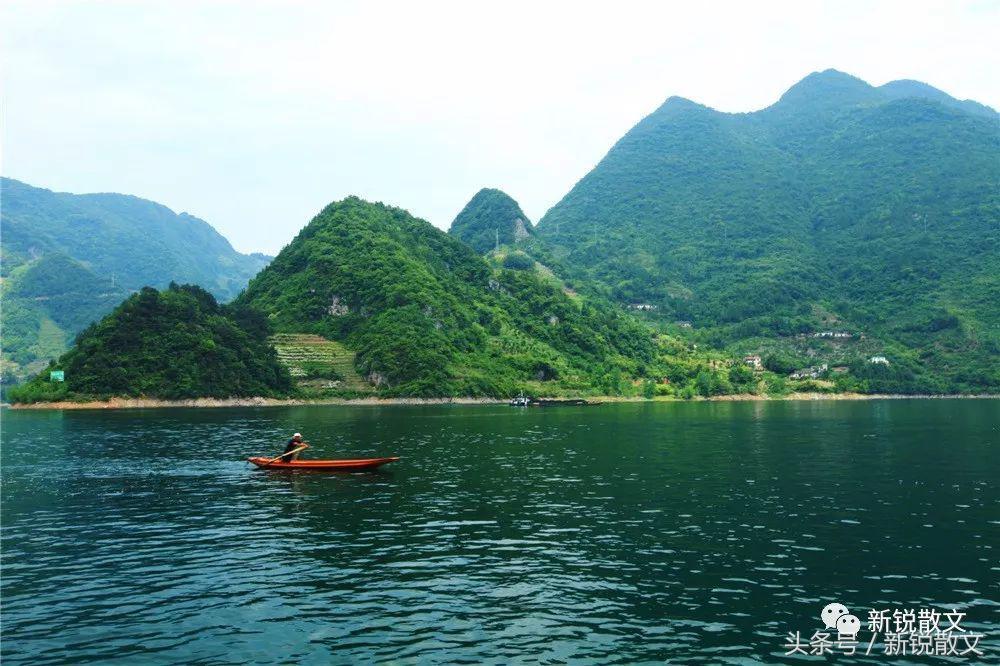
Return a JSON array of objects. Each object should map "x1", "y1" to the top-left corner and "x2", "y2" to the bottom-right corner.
[{"x1": 784, "y1": 603, "x2": 985, "y2": 658}]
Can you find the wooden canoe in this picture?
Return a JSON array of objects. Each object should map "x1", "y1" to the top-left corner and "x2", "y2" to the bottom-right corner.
[{"x1": 247, "y1": 456, "x2": 399, "y2": 471}]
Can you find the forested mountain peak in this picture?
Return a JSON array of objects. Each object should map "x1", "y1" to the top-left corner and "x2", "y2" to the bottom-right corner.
[
  {"x1": 763, "y1": 69, "x2": 998, "y2": 118},
  {"x1": 8, "y1": 283, "x2": 292, "y2": 402},
  {"x1": 0, "y1": 177, "x2": 270, "y2": 298},
  {"x1": 449, "y1": 188, "x2": 534, "y2": 254},
  {"x1": 878, "y1": 79, "x2": 997, "y2": 118},
  {"x1": 535, "y1": 70, "x2": 999, "y2": 393},
  {"x1": 652, "y1": 96, "x2": 707, "y2": 113},
  {"x1": 771, "y1": 68, "x2": 874, "y2": 109},
  {"x1": 238, "y1": 196, "x2": 652, "y2": 396}
]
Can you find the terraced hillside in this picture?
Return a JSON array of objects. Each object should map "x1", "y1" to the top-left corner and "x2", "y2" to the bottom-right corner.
[{"x1": 270, "y1": 333, "x2": 372, "y2": 393}]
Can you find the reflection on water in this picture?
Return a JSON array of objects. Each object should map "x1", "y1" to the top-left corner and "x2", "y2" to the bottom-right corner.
[{"x1": 2, "y1": 400, "x2": 998, "y2": 664}]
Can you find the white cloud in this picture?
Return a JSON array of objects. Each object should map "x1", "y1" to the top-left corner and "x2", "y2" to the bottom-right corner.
[{"x1": 2, "y1": 0, "x2": 997, "y2": 253}]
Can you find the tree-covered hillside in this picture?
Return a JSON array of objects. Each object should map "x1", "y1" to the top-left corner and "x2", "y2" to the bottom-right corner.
[
  {"x1": 536, "y1": 70, "x2": 1000, "y2": 393},
  {"x1": 8, "y1": 284, "x2": 291, "y2": 402},
  {"x1": 0, "y1": 178, "x2": 271, "y2": 379},
  {"x1": 448, "y1": 188, "x2": 534, "y2": 254},
  {"x1": 238, "y1": 197, "x2": 653, "y2": 397},
  {"x1": 2, "y1": 254, "x2": 129, "y2": 376}
]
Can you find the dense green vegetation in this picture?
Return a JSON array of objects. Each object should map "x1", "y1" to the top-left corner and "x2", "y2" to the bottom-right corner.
[
  {"x1": 2, "y1": 254, "x2": 129, "y2": 376},
  {"x1": 502, "y1": 251, "x2": 535, "y2": 271},
  {"x1": 6, "y1": 72, "x2": 996, "y2": 401},
  {"x1": 7, "y1": 199, "x2": 805, "y2": 403},
  {"x1": 536, "y1": 70, "x2": 1000, "y2": 393},
  {"x1": 238, "y1": 197, "x2": 654, "y2": 397},
  {"x1": 1, "y1": 178, "x2": 270, "y2": 380},
  {"x1": 448, "y1": 188, "x2": 534, "y2": 254},
  {"x1": 8, "y1": 284, "x2": 291, "y2": 402}
]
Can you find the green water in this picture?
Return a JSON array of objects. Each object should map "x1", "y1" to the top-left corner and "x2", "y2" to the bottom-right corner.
[{"x1": 2, "y1": 400, "x2": 998, "y2": 663}]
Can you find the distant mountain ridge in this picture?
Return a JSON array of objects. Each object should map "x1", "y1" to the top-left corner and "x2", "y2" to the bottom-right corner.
[
  {"x1": 536, "y1": 69, "x2": 999, "y2": 393},
  {"x1": 778, "y1": 70, "x2": 996, "y2": 118},
  {"x1": 1, "y1": 178, "x2": 271, "y2": 379},
  {"x1": 1, "y1": 178, "x2": 270, "y2": 296}
]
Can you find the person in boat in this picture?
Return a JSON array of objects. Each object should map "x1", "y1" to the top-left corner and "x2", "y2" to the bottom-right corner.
[{"x1": 280, "y1": 433, "x2": 309, "y2": 462}]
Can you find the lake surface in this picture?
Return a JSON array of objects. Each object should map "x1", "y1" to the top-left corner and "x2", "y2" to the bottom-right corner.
[{"x1": 2, "y1": 400, "x2": 998, "y2": 664}]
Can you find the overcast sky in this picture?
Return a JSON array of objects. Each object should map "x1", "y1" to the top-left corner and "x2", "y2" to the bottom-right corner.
[{"x1": 2, "y1": 1, "x2": 997, "y2": 254}]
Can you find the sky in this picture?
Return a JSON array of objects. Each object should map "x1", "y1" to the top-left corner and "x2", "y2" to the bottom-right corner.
[{"x1": 2, "y1": 1, "x2": 998, "y2": 255}]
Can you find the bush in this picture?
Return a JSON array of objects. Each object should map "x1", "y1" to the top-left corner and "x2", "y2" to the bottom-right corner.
[
  {"x1": 502, "y1": 252, "x2": 535, "y2": 271},
  {"x1": 764, "y1": 354, "x2": 803, "y2": 375},
  {"x1": 764, "y1": 374, "x2": 789, "y2": 396},
  {"x1": 728, "y1": 363, "x2": 755, "y2": 389},
  {"x1": 7, "y1": 376, "x2": 70, "y2": 403}
]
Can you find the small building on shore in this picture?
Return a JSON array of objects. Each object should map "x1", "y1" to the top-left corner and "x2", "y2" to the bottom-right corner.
[{"x1": 790, "y1": 364, "x2": 828, "y2": 379}]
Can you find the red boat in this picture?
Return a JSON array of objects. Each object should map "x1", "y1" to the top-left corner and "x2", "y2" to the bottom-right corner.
[{"x1": 247, "y1": 456, "x2": 400, "y2": 471}]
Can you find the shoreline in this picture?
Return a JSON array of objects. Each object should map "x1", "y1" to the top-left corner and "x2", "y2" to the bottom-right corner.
[{"x1": 5, "y1": 392, "x2": 997, "y2": 411}]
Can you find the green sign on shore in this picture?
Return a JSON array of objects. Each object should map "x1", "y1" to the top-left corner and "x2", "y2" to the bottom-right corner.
[{"x1": 50, "y1": 370, "x2": 65, "y2": 382}]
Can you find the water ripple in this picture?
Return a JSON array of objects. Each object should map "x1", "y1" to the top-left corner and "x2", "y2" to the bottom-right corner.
[{"x1": 2, "y1": 401, "x2": 998, "y2": 664}]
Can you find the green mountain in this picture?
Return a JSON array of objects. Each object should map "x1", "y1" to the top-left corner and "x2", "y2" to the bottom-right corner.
[
  {"x1": 1, "y1": 178, "x2": 271, "y2": 379},
  {"x1": 237, "y1": 196, "x2": 653, "y2": 397},
  {"x1": 8, "y1": 284, "x2": 291, "y2": 402},
  {"x1": 449, "y1": 188, "x2": 534, "y2": 254},
  {"x1": 535, "y1": 69, "x2": 1000, "y2": 393},
  {"x1": 2, "y1": 254, "x2": 128, "y2": 372}
]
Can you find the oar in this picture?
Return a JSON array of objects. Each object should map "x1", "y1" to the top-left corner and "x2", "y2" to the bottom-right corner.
[{"x1": 260, "y1": 444, "x2": 309, "y2": 466}]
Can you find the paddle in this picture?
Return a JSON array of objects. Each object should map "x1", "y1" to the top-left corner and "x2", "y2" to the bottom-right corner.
[{"x1": 261, "y1": 443, "x2": 309, "y2": 466}]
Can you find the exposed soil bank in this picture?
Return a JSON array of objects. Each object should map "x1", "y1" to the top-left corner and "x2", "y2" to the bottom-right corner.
[{"x1": 5, "y1": 393, "x2": 996, "y2": 411}]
